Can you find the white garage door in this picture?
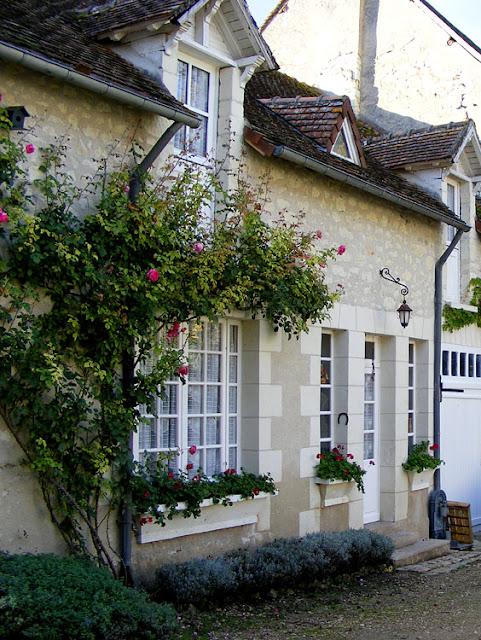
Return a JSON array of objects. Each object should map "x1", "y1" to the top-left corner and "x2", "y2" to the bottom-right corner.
[{"x1": 441, "y1": 346, "x2": 481, "y2": 526}]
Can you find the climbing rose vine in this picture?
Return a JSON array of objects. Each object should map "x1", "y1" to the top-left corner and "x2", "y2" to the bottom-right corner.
[{"x1": 0, "y1": 98, "x2": 343, "y2": 575}]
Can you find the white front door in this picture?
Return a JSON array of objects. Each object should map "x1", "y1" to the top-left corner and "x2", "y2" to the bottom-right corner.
[{"x1": 363, "y1": 339, "x2": 380, "y2": 523}]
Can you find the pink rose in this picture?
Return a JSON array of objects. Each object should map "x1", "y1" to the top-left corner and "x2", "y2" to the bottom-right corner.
[
  {"x1": 178, "y1": 364, "x2": 189, "y2": 376},
  {"x1": 194, "y1": 242, "x2": 203, "y2": 253},
  {"x1": 25, "y1": 143, "x2": 35, "y2": 154},
  {"x1": 124, "y1": 185, "x2": 130, "y2": 192},
  {"x1": 189, "y1": 445, "x2": 197, "y2": 455},
  {"x1": 147, "y1": 268, "x2": 159, "y2": 282},
  {"x1": 316, "y1": 231, "x2": 322, "y2": 239},
  {"x1": 337, "y1": 245, "x2": 346, "y2": 255},
  {"x1": 167, "y1": 322, "x2": 180, "y2": 342},
  {"x1": 0, "y1": 209, "x2": 8, "y2": 223}
]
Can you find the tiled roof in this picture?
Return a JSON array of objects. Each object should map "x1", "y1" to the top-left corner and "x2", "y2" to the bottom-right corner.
[
  {"x1": 259, "y1": 96, "x2": 345, "y2": 148},
  {"x1": 365, "y1": 122, "x2": 471, "y2": 169},
  {"x1": 0, "y1": 0, "x2": 196, "y2": 119},
  {"x1": 79, "y1": 0, "x2": 198, "y2": 38},
  {"x1": 245, "y1": 71, "x2": 460, "y2": 224}
]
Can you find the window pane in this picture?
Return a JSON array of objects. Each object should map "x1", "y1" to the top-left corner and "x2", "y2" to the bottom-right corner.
[
  {"x1": 160, "y1": 385, "x2": 177, "y2": 414},
  {"x1": 229, "y1": 355, "x2": 238, "y2": 383},
  {"x1": 206, "y1": 417, "x2": 220, "y2": 445},
  {"x1": 321, "y1": 333, "x2": 331, "y2": 357},
  {"x1": 469, "y1": 353, "x2": 475, "y2": 377},
  {"x1": 364, "y1": 373, "x2": 374, "y2": 401},
  {"x1": 188, "y1": 385, "x2": 203, "y2": 413},
  {"x1": 451, "y1": 352, "x2": 458, "y2": 376},
  {"x1": 320, "y1": 387, "x2": 330, "y2": 411},
  {"x1": 229, "y1": 325, "x2": 238, "y2": 352},
  {"x1": 364, "y1": 433, "x2": 374, "y2": 460},
  {"x1": 364, "y1": 404, "x2": 374, "y2": 429},
  {"x1": 188, "y1": 417, "x2": 202, "y2": 445},
  {"x1": 206, "y1": 385, "x2": 220, "y2": 413},
  {"x1": 229, "y1": 387, "x2": 237, "y2": 413},
  {"x1": 177, "y1": 61, "x2": 188, "y2": 103},
  {"x1": 408, "y1": 389, "x2": 414, "y2": 411},
  {"x1": 207, "y1": 354, "x2": 221, "y2": 382},
  {"x1": 191, "y1": 66, "x2": 209, "y2": 111},
  {"x1": 139, "y1": 419, "x2": 156, "y2": 450},
  {"x1": 229, "y1": 417, "x2": 237, "y2": 444},
  {"x1": 205, "y1": 448, "x2": 220, "y2": 476},
  {"x1": 365, "y1": 341, "x2": 375, "y2": 360},
  {"x1": 321, "y1": 360, "x2": 330, "y2": 384},
  {"x1": 320, "y1": 414, "x2": 330, "y2": 439},
  {"x1": 188, "y1": 116, "x2": 208, "y2": 156},
  {"x1": 228, "y1": 447, "x2": 237, "y2": 471},
  {"x1": 159, "y1": 418, "x2": 177, "y2": 449},
  {"x1": 189, "y1": 352, "x2": 204, "y2": 382},
  {"x1": 442, "y1": 350, "x2": 449, "y2": 376}
]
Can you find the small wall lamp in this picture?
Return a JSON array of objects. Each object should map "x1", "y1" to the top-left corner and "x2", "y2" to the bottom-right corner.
[{"x1": 380, "y1": 268, "x2": 413, "y2": 328}]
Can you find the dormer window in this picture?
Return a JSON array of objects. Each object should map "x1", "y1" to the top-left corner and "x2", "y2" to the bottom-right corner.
[{"x1": 331, "y1": 120, "x2": 360, "y2": 165}]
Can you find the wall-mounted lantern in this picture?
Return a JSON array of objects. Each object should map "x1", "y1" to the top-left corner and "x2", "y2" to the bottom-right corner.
[
  {"x1": 6, "y1": 106, "x2": 30, "y2": 130},
  {"x1": 380, "y1": 267, "x2": 413, "y2": 328}
]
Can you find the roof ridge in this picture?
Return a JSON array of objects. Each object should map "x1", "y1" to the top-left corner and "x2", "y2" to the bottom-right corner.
[{"x1": 368, "y1": 120, "x2": 468, "y2": 144}]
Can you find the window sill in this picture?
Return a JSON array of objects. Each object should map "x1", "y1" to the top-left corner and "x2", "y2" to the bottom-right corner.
[
  {"x1": 445, "y1": 302, "x2": 478, "y2": 313},
  {"x1": 136, "y1": 492, "x2": 274, "y2": 544},
  {"x1": 315, "y1": 477, "x2": 357, "y2": 507}
]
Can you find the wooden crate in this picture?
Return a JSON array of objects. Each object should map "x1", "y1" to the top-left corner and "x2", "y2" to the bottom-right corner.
[{"x1": 447, "y1": 501, "x2": 473, "y2": 545}]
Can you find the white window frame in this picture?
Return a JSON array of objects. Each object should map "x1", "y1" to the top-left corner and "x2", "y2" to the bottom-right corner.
[
  {"x1": 320, "y1": 331, "x2": 333, "y2": 453},
  {"x1": 174, "y1": 54, "x2": 217, "y2": 162},
  {"x1": 408, "y1": 341, "x2": 415, "y2": 451},
  {"x1": 331, "y1": 120, "x2": 361, "y2": 165},
  {"x1": 134, "y1": 318, "x2": 241, "y2": 476},
  {"x1": 445, "y1": 181, "x2": 461, "y2": 304}
]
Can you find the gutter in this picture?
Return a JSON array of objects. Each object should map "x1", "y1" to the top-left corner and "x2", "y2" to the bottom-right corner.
[
  {"x1": 0, "y1": 42, "x2": 200, "y2": 128},
  {"x1": 433, "y1": 228, "x2": 465, "y2": 491}
]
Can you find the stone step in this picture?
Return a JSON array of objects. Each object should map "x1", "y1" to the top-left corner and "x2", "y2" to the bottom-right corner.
[
  {"x1": 391, "y1": 539, "x2": 451, "y2": 568},
  {"x1": 365, "y1": 521, "x2": 419, "y2": 549}
]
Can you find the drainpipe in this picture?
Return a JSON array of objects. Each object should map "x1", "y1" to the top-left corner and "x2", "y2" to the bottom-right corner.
[
  {"x1": 120, "y1": 120, "x2": 190, "y2": 583},
  {"x1": 433, "y1": 227, "x2": 466, "y2": 490}
]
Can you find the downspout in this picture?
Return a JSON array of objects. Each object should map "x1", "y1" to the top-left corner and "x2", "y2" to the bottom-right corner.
[
  {"x1": 433, "y1": 228, "x2": 466, "y2": 491},
  {"x1": 120, "y1": 120, "x2": 190, "y2": 583}
]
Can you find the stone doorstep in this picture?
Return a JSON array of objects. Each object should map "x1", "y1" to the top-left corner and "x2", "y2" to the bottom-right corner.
[{"x1": 391, "y1": 539, "x2": 451, "y2": 568}]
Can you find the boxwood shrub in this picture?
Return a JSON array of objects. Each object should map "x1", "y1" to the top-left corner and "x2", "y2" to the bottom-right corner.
[
  {"x1": 0, "y1": 552, "x2": 178, "y2": 639},
  {"x1": 154, "y1": 528, "x2": 394, "y2": 607}
]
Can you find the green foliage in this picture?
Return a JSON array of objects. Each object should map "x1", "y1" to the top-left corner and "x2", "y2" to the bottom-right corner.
[
  {"x1": 402, "y1": 441, "x2": 443, "y2": 473},
  {"x1": 315, "y1": 446, "x2": 366, "y2": 492},
  {"x1": 0, "y1": 97, "x2": 343, "y2": 573},
  {"x1": 153, "y1": 529, "x2": 395, "y2": 607},
  {"x1": 132, "y1": 452, "x2": 276, "y2": 525},
  {"x1": 442, "y1": 278, "x2": 481, "y2": 332},
  {"x1": 0, "y1": 552, "x2": 178, "y2": 639}
]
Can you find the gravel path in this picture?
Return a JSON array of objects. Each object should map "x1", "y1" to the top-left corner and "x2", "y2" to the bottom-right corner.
[{"x1": 177, "y1": 542, "x2": 481, "y2": 639}]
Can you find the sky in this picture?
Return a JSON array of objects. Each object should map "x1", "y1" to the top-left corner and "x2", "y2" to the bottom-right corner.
[{"x1": 247, "y1": 0, "x2": 481, "y2": 46}]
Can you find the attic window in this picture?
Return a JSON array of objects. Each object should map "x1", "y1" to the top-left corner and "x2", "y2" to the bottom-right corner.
[{"x1": 331, "y1": 120, "x2": 360, "y2": 165}]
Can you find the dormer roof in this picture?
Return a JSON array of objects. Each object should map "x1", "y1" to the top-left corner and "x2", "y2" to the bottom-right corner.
[
  {"x1": 245, "y1": 71, "x2": 468, "y2": 230},
  {"x1": 259, "y1": 95, "x2": 366, "y2": 166},
  {"x1": 78, "y1": 0, "x2": 277, "y2": 70},
  {"x1": 365, "y1": 120, "x2": 481, "y2": 176}
]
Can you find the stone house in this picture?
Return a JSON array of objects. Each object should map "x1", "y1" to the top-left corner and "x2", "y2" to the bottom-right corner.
[{"x1": 0, "y1": 0, "x2": 475, "y2": 582}]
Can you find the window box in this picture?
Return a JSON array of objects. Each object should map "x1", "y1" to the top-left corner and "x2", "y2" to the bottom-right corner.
[
  {"x1": 136, "y1": 491, "x2": 274, "y2": 544},
  {"x1": 315, "y1": 477, "x2": 357, "y2": 508},
  {"x1": 406, "y1": 468, "x2": 436, "y2": 492}
]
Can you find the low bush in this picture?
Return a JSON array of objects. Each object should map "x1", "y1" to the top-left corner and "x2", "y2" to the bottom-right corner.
[
  {"x1": 0, "y1": 553, "x2": 178, "y2": 639},
  {"x1": 153, "y1": 529, "x2": 394, "y2": 607}
]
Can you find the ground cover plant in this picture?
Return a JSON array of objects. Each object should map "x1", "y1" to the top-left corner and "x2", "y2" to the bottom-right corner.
[
  {"x1": 0, "y1": 97, "x2": 345, "y2": 575},
  {"x1": 153, "y1": 529, "x2": 395, "y2": 608},
  {"x1": 0, "y1": 552, "x2": 178, "y2": 639}
]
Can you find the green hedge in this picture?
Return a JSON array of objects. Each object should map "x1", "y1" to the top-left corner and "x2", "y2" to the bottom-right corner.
[
  {"x1": 0, "y1": 553, "x2": 178, "y2": 639},
  {"x1": 154, "y1": 529, "x2": 394, "y2": 607}
]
